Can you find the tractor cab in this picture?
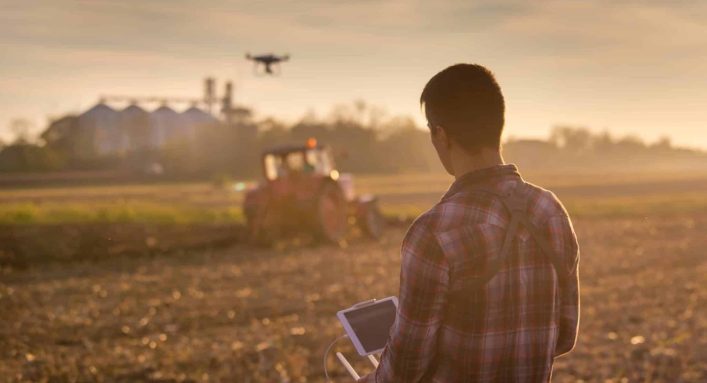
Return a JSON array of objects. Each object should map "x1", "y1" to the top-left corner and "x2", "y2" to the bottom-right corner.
[
  {"x1": 262, "y1": 138, "x2": 338, "y2": 181},
  {"x1": 259, "y1": 139, "x2": 351, "y2": 202}
]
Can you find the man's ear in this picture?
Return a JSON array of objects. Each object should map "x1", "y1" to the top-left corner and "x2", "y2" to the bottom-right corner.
[{"x1": 437, "y1": 126, "x2": 453, "y2": 149}]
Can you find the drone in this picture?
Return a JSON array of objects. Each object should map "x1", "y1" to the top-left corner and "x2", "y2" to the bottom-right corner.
[{"x1": 245, "y1": 53, "x2": 290, "y2": 75}]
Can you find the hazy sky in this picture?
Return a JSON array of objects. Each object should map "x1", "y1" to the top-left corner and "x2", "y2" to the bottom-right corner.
[{"x1": 2, "y1": 0, "x2": 706, "y2": 148}]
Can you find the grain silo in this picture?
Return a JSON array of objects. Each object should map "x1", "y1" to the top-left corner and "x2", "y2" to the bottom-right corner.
[
  {"x1": 150, "y1": 105, "x2": 179, "y2": 148},
  {"x1": 120, "y1": 104, "x2": 151, "y2": 152},
  {"x1": 78, "y1": 102, "x2": 121, "y2": 156},
  {"x1": 179, "y1": 106, "x2": 218, "y2": 140}
]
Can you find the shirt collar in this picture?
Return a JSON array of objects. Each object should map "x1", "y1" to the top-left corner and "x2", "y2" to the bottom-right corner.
[{"x1": 442, "y1": 164, "x2": 520, "y2": 201}]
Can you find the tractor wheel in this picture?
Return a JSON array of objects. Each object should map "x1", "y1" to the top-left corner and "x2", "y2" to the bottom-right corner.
[
  {"x1": 359, "y1": 199, "x2": 385, "y2": 239},
  {"x1": 246, "y1": 198, "x2": 279, "y2": 246},
  {"x1": 248, "y1": 218, "x2": 277, "y2": 246},
  {"x1": 314, "y1": 182, "x2": 348, "y2": 243}
]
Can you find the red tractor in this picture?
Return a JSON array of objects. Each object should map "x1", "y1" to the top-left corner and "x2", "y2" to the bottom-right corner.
[{"x1": 243, "y1": 139, "x2": 384, "y2": 244}]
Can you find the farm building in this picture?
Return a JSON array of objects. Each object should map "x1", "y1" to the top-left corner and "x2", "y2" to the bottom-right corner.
[
  {"x1": 77, "y1": 102, "x2": 123, "y2": 156},
  {"x1": 52, "y1": 102, "x2": 220, "y2": 157},
  {"x1": 119, "y1": 104, "x2": 151, "y2": 153},
  {"x1": 150, "y1": 105, "x2": 180, "y2": 148},
  {"x1": 179, "y1": 106, "x2": 219, "y2": 140}
]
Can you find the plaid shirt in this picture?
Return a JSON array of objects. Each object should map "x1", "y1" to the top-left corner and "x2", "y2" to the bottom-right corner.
[{"x1": 360, "y1": 164, "x2": 579, "y2": 383}]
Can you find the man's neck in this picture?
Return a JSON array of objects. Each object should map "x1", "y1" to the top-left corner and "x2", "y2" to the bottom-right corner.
[{"x1": 451, "y1": 148, "x2": 505, "y2": 180}]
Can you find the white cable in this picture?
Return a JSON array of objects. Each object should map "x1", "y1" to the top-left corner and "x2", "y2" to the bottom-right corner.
[
  {"x1": 367, "y1": 354, "x2": 379, "y2": 368},
  {"x1": 337, "y1": 352, "x2": 360, "y2": 380},
  {"x1": 323, "y1": 334, "x2": 349, "y2": 382}
]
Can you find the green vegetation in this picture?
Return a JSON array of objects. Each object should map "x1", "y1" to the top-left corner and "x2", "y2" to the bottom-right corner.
[
  {"x1": 2, "y1": 190, "x2": 704, "y2": 226},
  {"x1": 0, "y1": 202, "x2": 243, "y2": 225},
  {"x1": 1, "y1": 171, "x2": 706, "y2": 225}
]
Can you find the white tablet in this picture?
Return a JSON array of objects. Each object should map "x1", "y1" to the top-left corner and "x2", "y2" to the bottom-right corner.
[{"x1": 336, "y1": 296, "x2": 398, "y2": 356}]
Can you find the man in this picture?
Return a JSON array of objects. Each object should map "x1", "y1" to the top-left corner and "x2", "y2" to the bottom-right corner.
[{"x1": 359, "y1": 64, "x2": 580, "y2": 382}]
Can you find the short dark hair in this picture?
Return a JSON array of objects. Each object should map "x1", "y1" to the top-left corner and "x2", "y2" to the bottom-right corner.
[{"x1": 420, "y1": 63, "x2": 505, "y2": 153}]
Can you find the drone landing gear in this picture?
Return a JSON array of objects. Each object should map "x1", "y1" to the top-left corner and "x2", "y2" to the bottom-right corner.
[{"x1": 252, "y1": 64, "x2": 282, "y2": 76}]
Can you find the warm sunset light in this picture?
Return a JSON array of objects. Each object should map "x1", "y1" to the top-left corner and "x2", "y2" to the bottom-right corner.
[
  {"x1": 1, "y1": 1, "x2": 706, "y2": 148},
  {"x1": 1, "y1": 2, "x2": 705, "y2": 382}
]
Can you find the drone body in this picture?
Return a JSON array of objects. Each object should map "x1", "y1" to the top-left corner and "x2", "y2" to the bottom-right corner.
[{"x1": 245, "y1": 53, "x2": 290, "y2": 75}]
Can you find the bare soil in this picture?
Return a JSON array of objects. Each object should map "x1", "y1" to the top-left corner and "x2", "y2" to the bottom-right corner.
[{"x1": 1, "y1": 213, "x2": 705, "y2": 382}]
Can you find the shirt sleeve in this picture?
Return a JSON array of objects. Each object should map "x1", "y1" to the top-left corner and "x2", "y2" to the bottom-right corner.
[
  {"x1": 359, "y1": 215, "x2": 449, "y2": 383},
  {"x1": 547, "y1": 213, "x2": 580, "y2": 357}
]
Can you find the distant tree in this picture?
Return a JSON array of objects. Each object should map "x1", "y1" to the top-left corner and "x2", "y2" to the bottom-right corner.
[
  {"x1": 257, "y1": 118, "x2": 290, "y2": 148},
  {"x1": 290, "y1": 118, "x2": 331, "y2": 143},
  {"x1": 615, "y1": 135, "x2": 645, "y2": 152},
  {"x1": 651, "y1": 136, "x2": 672, "y2": 151},
  {"x1": 159, "y1": 138, "x2": 198, "y2": 175},
  {"x1": 41, "y1": 115, "x2": 90, "y2": 162},
  {"x1": 0, "y1": 143, "x2": 65, "y2": 172},
  {"x1": 328, "y1": 99, "x2": 387, "y2": 130},
  {"x1": 378, "y1": 116, "x2": 418, "y2": 139},
  {"x1": 503, "y1": 138, "x2": 559, "y2": 169},
  {"x1": 379, "y1": 118, "x2": 439, "y2": 172},
  {"x1": 591, "y1": 130, "x2": 615, "y2": 154},
  {"x1": 550, "y1": 126, "x2": 593, "y2": 152},
  {"x1": 9, "y1": 118, "x2": 35, "y2": 144}
]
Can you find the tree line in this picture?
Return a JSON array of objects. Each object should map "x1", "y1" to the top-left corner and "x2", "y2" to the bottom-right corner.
[{"x1": 1, "y1": 101, "x2": 705, "y2": 177}]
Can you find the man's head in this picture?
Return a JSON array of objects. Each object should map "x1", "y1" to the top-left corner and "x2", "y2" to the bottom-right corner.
[{"x1": 420, "y1": 63, "x2": 505, "y2": 175}]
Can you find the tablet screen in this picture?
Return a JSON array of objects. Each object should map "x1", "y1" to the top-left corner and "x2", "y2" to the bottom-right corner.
[{"x1": 343, "y1": 299, "x2": 397, "y2": 353}]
